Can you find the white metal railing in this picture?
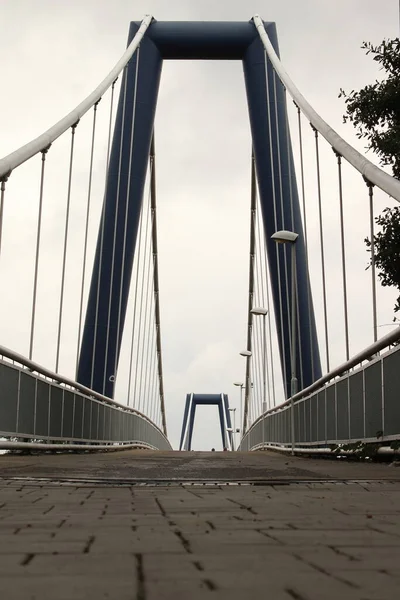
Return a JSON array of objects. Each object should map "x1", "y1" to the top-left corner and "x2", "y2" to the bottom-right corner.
[
  {"x1": 252, "y1": 15, "x2": 400, "y2": 202},
  {"x1": 0, "y1": 16, "x2": 152, "y2": 179},
  {"x1": 243, "y1": 327, "x2": 400, "y2": 437},
  {"x1": 0, "y1": 343, "x2": 169, "y2": 444}
]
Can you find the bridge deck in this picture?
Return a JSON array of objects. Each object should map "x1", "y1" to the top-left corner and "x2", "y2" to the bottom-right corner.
[{"x1": 1, "y1": 450, "x2": 400, "y2": 599}]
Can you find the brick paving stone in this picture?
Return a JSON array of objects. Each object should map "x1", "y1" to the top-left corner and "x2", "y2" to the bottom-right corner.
[
  {"x1": 0, "y1": 575, "x2": 137, "y2": 600},
  {"x1": 332, "y1": 570, "x2": 400, "y2": 598},
  {"x1": 262, "y1": 528, "x2": 400, "y2": 546},
  {"x1": 1, "y1": 450, "x2": 400, "y2": 599}
]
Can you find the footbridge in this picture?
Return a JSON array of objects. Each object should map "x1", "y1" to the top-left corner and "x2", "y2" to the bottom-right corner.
[{"x1": 1, "y1": 15, "x2": 400, "y2": 599}]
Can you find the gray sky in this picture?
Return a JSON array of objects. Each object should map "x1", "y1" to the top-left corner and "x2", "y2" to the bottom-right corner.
[{"x1": 0, "y1": 0, "x2": 399, "y2": 449}]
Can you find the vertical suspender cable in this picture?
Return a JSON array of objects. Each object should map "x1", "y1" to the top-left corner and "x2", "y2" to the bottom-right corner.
[
  {"x1": 29, "y1": 148, "x2": 49, "y2": 360},
  {"x1": 133, "y1": 184, "x2": 151, "y2": 408},
  {"x1": 254, "y1": 211, "x2": 268, "y2": 412},
  {"x1": 253, "y1": 250, "x2": 262, "y2": 413},
  {"x1": 0, "y1": 174, "x2": 10, "y2": 257},
  {"x1": 76, "y1": 102, "x2": 99, "y2": 376},
  {"x1": 137, "y1": 217, "x2": 153, "y2": 410},
  {"x1": 264, "y1": 53, "x2": 288, "y2": 394},
  {"x1": 142, "y1": 289, "x2": 155, "y2": 416},
  {"x1": 114, "y1": 48, "x2": 141, "y2": 389},
  {"x1": 252, "y1": 264, "x2": 263, "y2": 415},
  {"x1": 365, "y1": 178, "x2": 378, "y2": 342},
  {"x1": 150, "y1": 137, "x2": 167, "y2": 436},
  {"x1": 127, "y1": 178, "x2": 146, "y2": 406},
  {"x1": 335, "y1": 151, "x2": 350, "y2": 360},
  {"x1": 256, "y1": 196, "x2": 274, "y2": 409},
  {"x1": 296, "y1": 104, "x2": 314, "y2": 381},
  {"x1": 273, "y1": 73, "x2": 292, "y2": 359},
  {"x1": 103, "y1": 65, "x2": 129, "y2": 394},
  {"x1": 243, "y1": 151, "x2": 256, "y2": 434},
  {"x1": 262, "y1": 236, "x2": 276, "y2": 406},
  {"x1": 285, "y1": 93, "x2": 303, "y2": 389},
  {"x1": 148, "y1": 326, "x2": 157, "y2": 423},
  {"x1": 91, "y1": 79, "x2": 117, "y2": 388},
  {"x1": 312, "y1": 127, "x2": 330, "y2": 372},
  {"x1": 55, "y1": 122, "x2": 78, "y2": 373}
]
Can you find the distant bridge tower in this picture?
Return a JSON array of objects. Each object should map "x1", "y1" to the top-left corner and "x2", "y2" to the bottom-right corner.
[{"x1": 179, "y1": 394, "x2": 233, "y2": 451}]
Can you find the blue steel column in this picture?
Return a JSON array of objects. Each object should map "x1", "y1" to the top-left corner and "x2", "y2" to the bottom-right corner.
[
  {"x1": 77, "y1": 24, "x2": 163, "y2": 397},
  {"x1": 243, "y1": 23, "x2": 321, "y2": 397},
  {"x1": 223, "y1": 394, "x2": 233, "y2": 448},
  {"x1": 179, "y1": 394, "x2": 192, "y2": 450}
]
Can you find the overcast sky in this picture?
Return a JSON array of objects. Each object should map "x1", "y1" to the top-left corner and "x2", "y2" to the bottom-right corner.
[{"x1": 0, "y1": 0, "x2": 399, "y2": 450}]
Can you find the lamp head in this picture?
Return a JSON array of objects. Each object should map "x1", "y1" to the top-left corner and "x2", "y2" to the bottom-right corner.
[
  {"x1": 239, "y1": 350, "x2": 252, "y2": 357},
  {"x1": 271, "y1": 230, "x2": 299, "y2": 244},
  {"x1": 251, "y1": 306, "x2": 268, "y2": 316}
]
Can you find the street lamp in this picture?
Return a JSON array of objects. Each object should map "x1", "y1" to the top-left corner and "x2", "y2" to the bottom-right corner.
[
  {"x1": 251, "y1": 307, "x2": 270, "y2": 450},
  {"x1": 228, "y1": 408, "x2": 237, "y2": 450},
  {"x1": 271, "y1": 229, "x2": 299, "y2": 455},
  {"x1": 233, "y1": 382, "x2": 244, "y2": 440},
  {"x1": 239, "y1": 350, "x2": 252, "y2": 432},
  {"x1": 250, "y1": 307, "x2": 269, "y2": 416}
]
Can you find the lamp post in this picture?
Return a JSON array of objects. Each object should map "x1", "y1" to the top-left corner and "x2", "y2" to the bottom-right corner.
[
  {"x1": 233, "y1": 381, "x2": 244, "y2": 441},
  {"x1": 228, "y1": 408, "x2": 237, "y2": 450},
  {"x1": 251, "y1": 307, "x2": 270, "y2": 450},
  {"x1": 250, "y1": 307, "x2": 269, "y2": 416},
  {"x1": 271, "y1": 229, "x2": 299, "y2": 455},
  {"x1": 240, "y1": 349, "x2": 252, "y2": 433}
]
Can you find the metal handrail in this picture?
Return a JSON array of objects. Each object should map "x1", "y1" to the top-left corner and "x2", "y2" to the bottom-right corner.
[
  {"x1": 252, "y1": 15, "x2": 400, "y2": 202},
  {"x1": 245, "y1": 325, "x2": 400, "y2": 430},
  {"x1": 0, "y1": 15, "x2": 153, "y2": 179},
  {"x1": 0, "y1": 343, "x2": 169, "y2": 443}
]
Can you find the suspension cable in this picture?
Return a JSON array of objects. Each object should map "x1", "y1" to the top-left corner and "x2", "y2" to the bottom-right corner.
[
  {"x1": 335, "y1": 151, "x2": 350, "y2": 360},
  {"x1": 273, "y1": 71, "x2": 292, "y2": 367},
  {"x1": 296, "y1": 104, "x2": 315, "y2": 381},
  {"x1": 29, "y1": 147, "x2": 50, "y2": 360},
  {"x1": 285, "y1": 95, "x2": 304, "y2": 390},
  {"x1": 264, "y1": 52, "x2": 288, "y2": 394},
  {"x1": 114, "y1": 48, "x2": 141, "y2": 390},
  {"x1": 142, "y1": 287, "x2": 155, "y2": 416},
  {"x1": 261, "y1": 222, "x2": 276, "y2": 407},
  {"x1": 55, "y1": 122, "x2": 78, "y2": 373},
  {"x1": 150, "y1": 137, "x2": 167, "y2": 435},
  {"x1": 147, "y1": 323, "x2": 157, "y2": 422},
  {"x1": 313, "y1": 127, "x2": 330, "y2": 372},
  {"x1": 76, "y1": 102, "x2": 99, "y2": 376},
  {"x1": 91, "y1": 79, "x2": 117, "y2": 388},
  {"x1": 103, "y1": 64, "x2": 130, "y2": 394},
  {"x1": 137, "y1": 212, "x2": 154, "y2": 412},
  {"x1": 0, "y1": 174, "x2": 10, "y2": 257},
  {"x1": 0, "y1": 16, "x2": 152, "y2": 179},
  {"x1": 133, "y1": 179, "x2": 152, "y2": 409},
  {"x1": 365, "y1": 178, "x2": 378, "y2": 342},
  {"x1": 127, "y1": 171, "x2": 146, "y2": 407},
  {"x1": 255, "y1": 199, "x2": 272, "y2": 410},
  {"x1": 252, "y1": 14, "x2": 400, "y2": 202},
  {"x1": 243, "y1": 151, "x2": 256, "y2": 434}
]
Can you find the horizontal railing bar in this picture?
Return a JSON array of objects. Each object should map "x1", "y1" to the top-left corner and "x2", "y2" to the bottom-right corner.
[
  {"x1": 252, "y1": 14, "x2": 400, "y2": 202},
  {"x1": 246, "y1": 326, "x2": 400, "y2": 430},
  {"x1": 0, "y1": 441, "x2": 158, "y2": 452},
  {"x1": 251, "y1": 443, "x2": 400, "y2": 456},
  {"x1": 0, "y1": 15, "x2": 152, "y2": 179},
  {"x1": 0, "y1": 344, "x2": 168, "y2": 442}
]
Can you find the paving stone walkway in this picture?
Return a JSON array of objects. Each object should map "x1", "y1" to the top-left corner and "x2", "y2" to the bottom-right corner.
[{"x1": 1, "y1": 451, "x2": 400, "y2": 599}]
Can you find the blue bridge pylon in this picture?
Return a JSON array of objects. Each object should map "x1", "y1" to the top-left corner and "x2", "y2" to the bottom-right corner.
[{"x1": 179, "y1": 394, "x2": 233, "y2": 451}]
